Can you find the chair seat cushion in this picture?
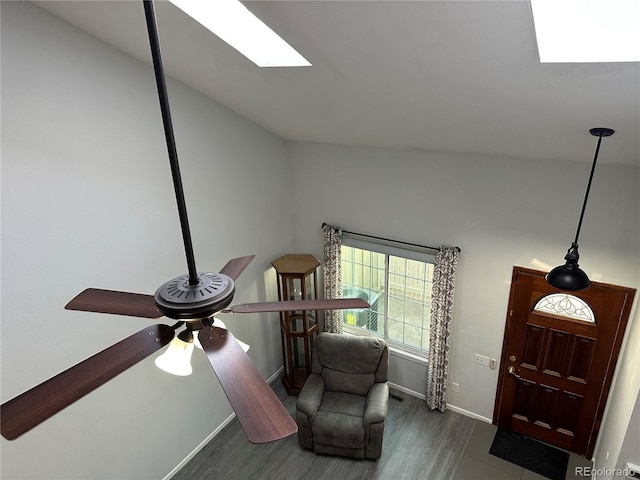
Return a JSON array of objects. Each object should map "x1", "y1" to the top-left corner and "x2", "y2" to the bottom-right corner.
[
  {"x1": 314, "y1": 412, "x2": 364, "y2": 449},
  {"x1": 320, "y1": 391, "x2": 366, "y2": 417},
  {"x1": 313, "y1": 392, "x2": 366, "y2": 449}
]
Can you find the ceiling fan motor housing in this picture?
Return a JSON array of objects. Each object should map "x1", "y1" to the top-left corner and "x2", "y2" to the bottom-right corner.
[{"x1": 154, "y1": 272, "x2": 235, "y2": 320}]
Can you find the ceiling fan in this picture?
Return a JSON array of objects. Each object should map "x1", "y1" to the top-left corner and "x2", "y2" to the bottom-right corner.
[{"x1": 0, "y1": 0, "x2": 368, "y2": 444}]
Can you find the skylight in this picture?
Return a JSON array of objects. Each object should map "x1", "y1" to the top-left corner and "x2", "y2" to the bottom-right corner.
[
  {"x1": 169, "y1": 0, "x2": 311, "y2": 67},
  {"x1": 531, "y1": 0, "x2": 640, "y2": 63}
]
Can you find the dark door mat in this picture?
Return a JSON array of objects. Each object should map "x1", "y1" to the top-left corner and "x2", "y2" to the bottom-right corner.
[{"x1": 489, "y1": 428, "x2": 569, "y2": 480}]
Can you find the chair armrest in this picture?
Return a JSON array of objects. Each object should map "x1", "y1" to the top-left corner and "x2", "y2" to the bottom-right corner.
[
  {"x1": 364, "y1": 382, "x2": 389, "y2": 425},
  {"x1": 296, "y1": 374, "x2": 325, "y2": 418}
]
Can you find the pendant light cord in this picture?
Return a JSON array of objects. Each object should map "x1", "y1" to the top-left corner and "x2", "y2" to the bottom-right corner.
[{"x1": 572, "y1": 133, "x2": 604, "y2": 245}]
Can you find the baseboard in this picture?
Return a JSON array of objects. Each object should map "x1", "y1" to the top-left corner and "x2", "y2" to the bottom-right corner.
[
  {"x1": 388, "y1": 383, "x2": 493, "y2": 424},
  {"x1": 389, "y1": 382, "x2": 426, "y2": 400},
  {"x1": 162, "y1": 412, "x2": 236, "y2": 480},
  {"x1": 446, "y1": 404, "x2": 493, "y2": 424},
  {"x1": 266, "y1": 366, "x2": 285, "y2": 384},
  {"x1": 163, "y1": 366, "x2": 285, "y2": 480}
]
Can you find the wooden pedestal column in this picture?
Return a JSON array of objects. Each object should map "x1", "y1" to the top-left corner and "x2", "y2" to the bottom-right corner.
[{"x1": 271, "y1": 254, "x2": 320, "y2": 395}]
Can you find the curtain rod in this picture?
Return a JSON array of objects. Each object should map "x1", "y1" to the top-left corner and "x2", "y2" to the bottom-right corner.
[{"x1": 321, "y1": 223, "x2": 461, "y2": 253}]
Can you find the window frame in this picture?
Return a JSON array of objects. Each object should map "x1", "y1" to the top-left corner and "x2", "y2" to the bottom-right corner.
[{"x1": 340, "y1": 234, "x2": 437, "y2": 358}]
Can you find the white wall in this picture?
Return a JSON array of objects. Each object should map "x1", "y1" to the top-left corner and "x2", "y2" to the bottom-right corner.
[
  {"x1": 614, "y1": 387, "x2": 640, "y2": 478},
  {"x1": 289, "y1": 141, "x2": 640, "y2": 430},
  {"x1": 595, "y1": 294, "x2": 640, "y2": 477},
  {"x1": 1, "y1": 3, "x2": 293, "y2": 479}
]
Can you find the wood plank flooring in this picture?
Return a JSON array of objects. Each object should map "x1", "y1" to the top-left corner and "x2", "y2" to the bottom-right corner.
[{"x1": 171, "y1": 377, "x2": 476, "y2": 480}]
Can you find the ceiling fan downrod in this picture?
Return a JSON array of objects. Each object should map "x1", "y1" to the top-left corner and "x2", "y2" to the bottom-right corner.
[
  {"x1": 143, "y1": 0, "x2": 198, "y2": 286},
  {"x1": 143, "y1": 0, "x2": 240, "y2": 320}
]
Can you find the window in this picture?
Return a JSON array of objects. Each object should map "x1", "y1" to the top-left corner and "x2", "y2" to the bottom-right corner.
[
  {"x1": 341, "y1": 236, "x2": 436, "y2": 357},
  {"x1": 533, "y1": 293, "x2": 596, "y2": 323},
  {"x1": 530, "y1": 0, "x2": 640, "y2": 63}
]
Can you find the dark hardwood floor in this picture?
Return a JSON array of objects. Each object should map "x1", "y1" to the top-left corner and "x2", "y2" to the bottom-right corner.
[{"x1": 171, "y1": 376, "x2": 476, "y2": 480}]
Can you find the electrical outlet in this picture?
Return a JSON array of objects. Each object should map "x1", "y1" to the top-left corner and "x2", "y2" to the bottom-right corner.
[
  {"x1": 451, "y1": 382, "x2": 460, "y2": 393},
  {"x1": 474, "y1": 354, "x2": 490, "y2": 367}
]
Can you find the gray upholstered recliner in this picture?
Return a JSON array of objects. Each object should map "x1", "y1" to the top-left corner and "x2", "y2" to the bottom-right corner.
[{"x1": 295, "y1": 333, "x2": 389, "y2": 459}]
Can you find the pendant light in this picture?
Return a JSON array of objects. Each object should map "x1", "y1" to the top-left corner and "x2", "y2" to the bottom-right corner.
[{"x1": 546, "y1": 127, "x2": 614, "y2": 291}]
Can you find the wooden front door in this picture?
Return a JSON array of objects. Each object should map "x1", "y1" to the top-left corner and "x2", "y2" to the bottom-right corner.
[{"x1": 493, "y1": 267, "x2": 635, "y2": 457}]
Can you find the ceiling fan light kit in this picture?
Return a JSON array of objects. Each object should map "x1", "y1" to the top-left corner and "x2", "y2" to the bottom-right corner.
[
  {"x1": 546, "y1": 127, "x2": 615, "y2": 291},
  {"x1": 155, "y1": 336, "x2": 195, "y2": 376},
  {"x1": 0, "y1": 0, "x2": 368, "y2": 444}
]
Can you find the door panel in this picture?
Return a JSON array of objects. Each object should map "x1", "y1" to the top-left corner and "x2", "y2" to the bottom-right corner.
[
  {"x1": 494, "y1": 267, "x2": 635, "y2": 457},
  {"x1": 542, "y1": 329, "x2": 572, "y2": 376},
  {"x1": 521, "y1": 324, "x2": 544, "y2": 369},
  {"x1": 567, "y1": 336, "x2": 595, "y2": 383}
]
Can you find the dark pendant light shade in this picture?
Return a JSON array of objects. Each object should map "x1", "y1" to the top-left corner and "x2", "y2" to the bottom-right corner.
[
  {"x1": 546, "y1": 127, "x2": 614, "y2": 291},
  {"x1": 546, "y1": 242, "x2": 591, "y2": 290}
]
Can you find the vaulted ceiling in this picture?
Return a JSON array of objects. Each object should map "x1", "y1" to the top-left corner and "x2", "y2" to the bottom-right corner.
[{"x1": 34, "y1": 1, "x2": 640, "y2": 166}]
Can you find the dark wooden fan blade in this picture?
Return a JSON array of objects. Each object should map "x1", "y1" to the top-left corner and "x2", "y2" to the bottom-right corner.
[
  {"x1": 198, "y1": 326, "x2": 297, "y2": 444},
  {"x1": 219, "y1": 255, "x2": 255, "y2": 281},
  {"x1": 1, "y1": 324, "x2": 174, "y2": 440},
  {"x1": 65, "y1": 288, "x2": 162, "y2": 319},
  {"x1": 229, "y1": 298, "x2": 370, "y2": 314}
]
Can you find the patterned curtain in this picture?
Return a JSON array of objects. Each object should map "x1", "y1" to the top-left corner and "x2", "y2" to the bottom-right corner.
[
  {"x1": 426, "y1": 246, "x2": 460, "y2": 412},
  {"x1": 322, "y1": 224, "x2": 343, "y2": 333}
]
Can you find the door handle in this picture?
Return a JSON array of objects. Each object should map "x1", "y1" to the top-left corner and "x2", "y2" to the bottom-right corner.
[{"x1": 508, "y1": 365, "x2": 521, "y2": 379}]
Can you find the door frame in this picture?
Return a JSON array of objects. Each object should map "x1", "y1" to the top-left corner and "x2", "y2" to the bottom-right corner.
[{"x1": 493, "y1": 266, "x2": 635, "y2": 457}]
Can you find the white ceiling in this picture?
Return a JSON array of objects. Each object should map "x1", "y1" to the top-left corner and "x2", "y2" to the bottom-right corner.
[{"x1": 33, "y1": 1, "x2": 640, "y2": 166}]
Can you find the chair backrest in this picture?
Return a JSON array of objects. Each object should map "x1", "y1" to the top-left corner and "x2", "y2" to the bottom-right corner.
[{"x1": 312, "y1": 333, "x2": 388, "y2": 396}]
